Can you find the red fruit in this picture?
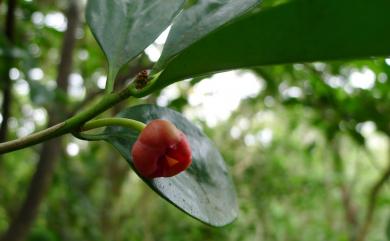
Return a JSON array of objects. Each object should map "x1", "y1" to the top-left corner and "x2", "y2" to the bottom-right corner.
[{"x1": 131, "y1": 119, "x2": 192, "y2": 178}]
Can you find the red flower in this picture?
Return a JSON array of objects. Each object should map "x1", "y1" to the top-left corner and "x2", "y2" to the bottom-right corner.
[{"x1": 131, "y1": 119, "x2": 192, "y2": 178}]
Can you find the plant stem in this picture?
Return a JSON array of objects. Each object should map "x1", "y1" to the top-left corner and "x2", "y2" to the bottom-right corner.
[
  {"x1": 81, "y1": 118, "x2": 146, "y2": 132},
  {"x1": 72, "y1": 132, "x2": 109, "y2": 141},
  {"x1": 105, "y1": 66, "x2": 117, "y2": 94},
  {"x1": 72, "y1": 118, "x2": 145, "y2": 142},
  {"x1": 0, "y1": 85, "x2": 134, "y2": 154}
]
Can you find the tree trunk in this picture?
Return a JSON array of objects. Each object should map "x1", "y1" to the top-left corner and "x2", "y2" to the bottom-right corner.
[
  {"x1": 0, "y1": 2, "x2": 80, "y2": 241},
  {"x1": 331, "y1": 139, "x2": 358, "y2": 241},
  {"x1": 0, "y1": 0, "x2": 17, "y2": 143},
  {"x1": 99, "y1": 57, "x2": 152, "y2": 240},
  {"x1": 355, "y1": 159, "x2": 390, "y2": 241}
]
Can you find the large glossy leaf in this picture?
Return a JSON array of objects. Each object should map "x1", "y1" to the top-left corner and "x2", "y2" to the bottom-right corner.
[
  {"x1": 103, "y1": 104, "x2": 237, "y2": 227},
  {"x1": 146, "y1": 0, "x2": 390, "y2": 95},
  {"x1": 154, "y1": 0, "x2": 260, "y2": 72},
  {"x1": 86, "y1": 0, "x2": 184, "y2": 91}
]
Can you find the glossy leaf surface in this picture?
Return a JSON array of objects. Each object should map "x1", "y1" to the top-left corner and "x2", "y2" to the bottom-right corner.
[
  {"x1": 148, "y1": 0, "x2": 390, "y2": 94},
  {"x1": 86, "y1": 0, "x2": 184, "y2": 90},
  {"x1": 154, "y1": 0, "x2": 260, "y2": 71},
  {"x1": 103, "y1": 104, "x2": 238, "y2": 227}
]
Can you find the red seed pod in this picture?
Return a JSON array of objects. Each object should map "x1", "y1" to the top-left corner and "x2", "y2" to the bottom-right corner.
[{"x1": 131, "y1": 119, "x2": 192, "y2": 178}]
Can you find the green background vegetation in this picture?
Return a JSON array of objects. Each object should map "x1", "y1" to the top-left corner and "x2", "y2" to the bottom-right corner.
[{"x1": 0, "y1": 0, "x2": 389, "y2": 240}]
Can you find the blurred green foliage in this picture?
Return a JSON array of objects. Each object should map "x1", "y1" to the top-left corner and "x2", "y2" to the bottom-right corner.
[{"x1": 0, "y1": 0, "x2": 389, "y2": 241}]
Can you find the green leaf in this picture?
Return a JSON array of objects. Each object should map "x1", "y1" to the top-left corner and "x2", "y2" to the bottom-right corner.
[
  {"x1": 148, "y1": 0, "x2": 390, "y2": 95},
  {"x1": 103, "y1": 104, "x2": 237, "y2": 227},
  {"x1": 154, "y1": 0, "x2": 260, "y2": 72},
  {"x1": 86, "y1": 0, "x2": 185, "y2": 92}
]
